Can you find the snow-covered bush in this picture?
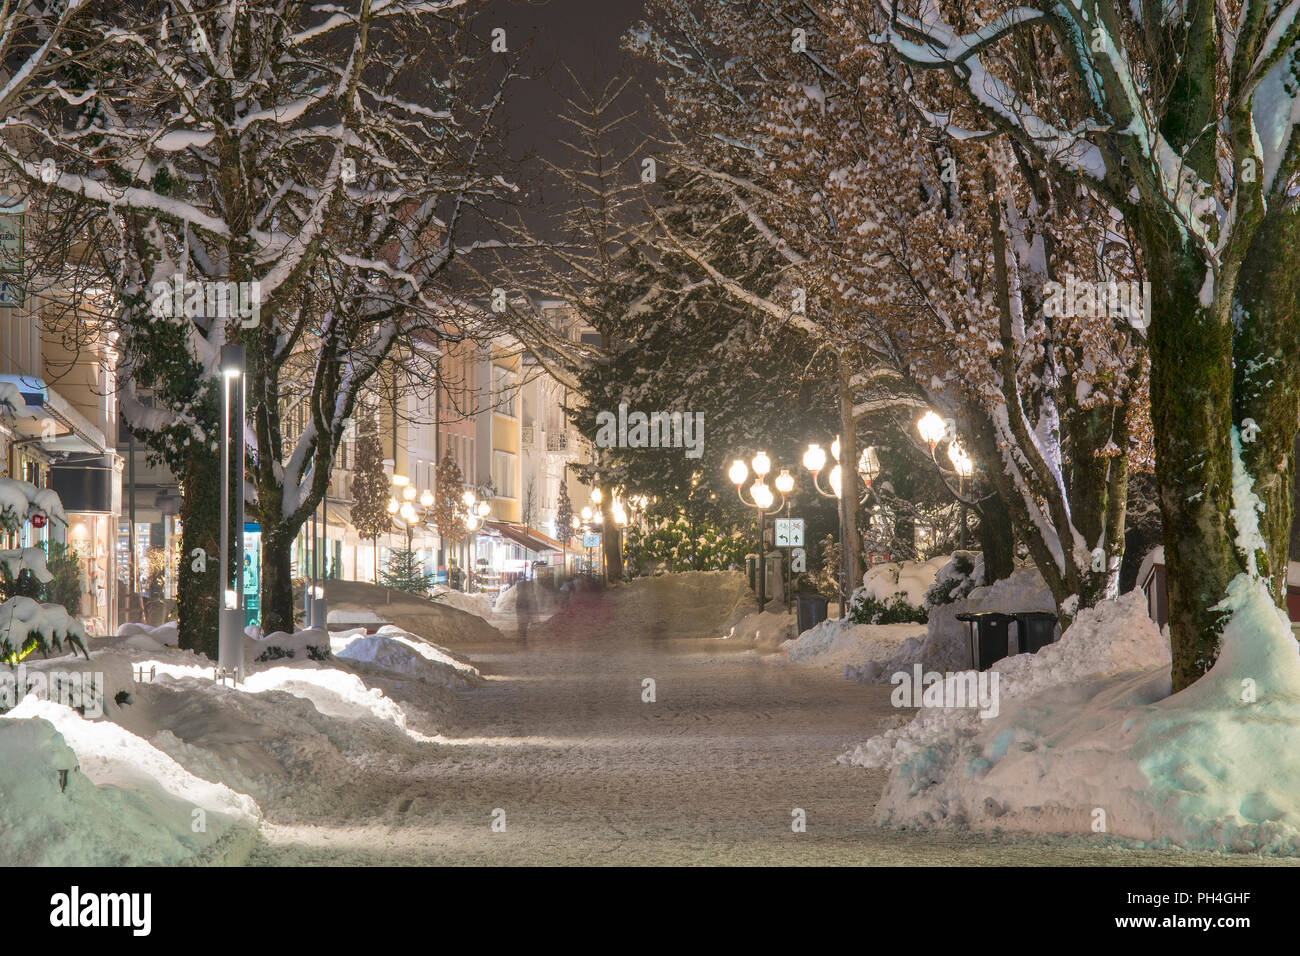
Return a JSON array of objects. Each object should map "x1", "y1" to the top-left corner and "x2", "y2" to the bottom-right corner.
[
  {"x1": 624, "y1": 518, "x2": 748, "y2": 575},
  {"x1": 923, "y1": 551, "x2": 984, "y2": 610},
  {"x1": 0, "y1": 481, "x2": 86, "y2": 664},
  {"x1": 845, "y1": 589, "x2": 927, "y2": 625}
]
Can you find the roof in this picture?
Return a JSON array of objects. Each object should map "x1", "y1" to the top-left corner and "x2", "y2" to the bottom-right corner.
[{"x1": 482, "y1": 519, "x2": 565, "y2": 554}]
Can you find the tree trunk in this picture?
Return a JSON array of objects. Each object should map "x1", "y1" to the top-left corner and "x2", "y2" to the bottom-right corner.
[
  {"x1": 1145, "y1": 239, "x2": 1241, "y2": 691},
  {"x1": 1233, "y1": 210, "x2": 1300, "y2": 606},
  {"x1": 177, "y1": 448, "x2": 220, "y2": 659},
  {"x1": 976, "y1": 484, "x2": 1015, "y2": 584},
  {"x1": 601, "y1": 491, "x2": 623, "y2": 583},
  {"x1": 259, "y1": 523, "x2": 298, "y2": 635}
]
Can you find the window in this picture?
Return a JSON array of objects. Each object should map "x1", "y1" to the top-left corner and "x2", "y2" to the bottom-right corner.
[
  {"x1": 492, "y1": 450, "x2": 516, "y2": 499},
  {"x1": 493, "y1": 366, "x2": 516, "y2": 417}
]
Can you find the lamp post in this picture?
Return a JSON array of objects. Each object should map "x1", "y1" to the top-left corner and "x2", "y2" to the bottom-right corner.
[
  {"x1": 462, "y1": 489, "x2": 491, "y2": 591},
  {"x1": 916, "y1": 411, "x2": 976, "y2": 554},
  {"x1": 727, "y1": 451, "x2": 793, "y2": 613},
  {"x1": 218, "y1": 344, "x2": 245, "y2": 682},
  {"x1": 802, "y1": 437, "x2": 879, "y2": 618},
  {"x1": 947, "y1": 440, "x2": 974, "y2": 549}
]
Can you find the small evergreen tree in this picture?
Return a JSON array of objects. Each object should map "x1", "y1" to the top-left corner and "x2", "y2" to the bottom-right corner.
[
  {"x1": 351, "y1": 413, "x2": 392, "y2": 577},
  {"x1": 431, "y1": 454, "x2": 469, "y2": 543},
  {"x1": 554, "y1": 480, "x2": 574, "y2": 547},
  {"x1": 380, "y1": 548, "x2": 433, "y2": 595}
]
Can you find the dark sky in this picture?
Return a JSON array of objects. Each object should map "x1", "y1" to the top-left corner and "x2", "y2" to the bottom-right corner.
[{"x1": 482, "y1": 0, "x2": 651, "y2": 167}]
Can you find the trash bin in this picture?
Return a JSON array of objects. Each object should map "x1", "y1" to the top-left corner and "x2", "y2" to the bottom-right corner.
[
  {"x1": 796, "y1": 592, "x2": 830, "y2": 633},
  {"x1": 745, "y1": 554, "x2": 758, "y2": 591},
  {"x1": 1016, "y1": 612, "x2": 1059, "y2": 653},
  {"x1": 956, "y1": 612, "x2": 1012, "y2": 670},
  {"x1": 765, "y1": 552, "x2": 785, "y2": 604}
]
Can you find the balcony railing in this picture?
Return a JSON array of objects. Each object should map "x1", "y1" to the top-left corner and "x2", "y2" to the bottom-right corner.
[{"x1": 546, "y1": 432, "x2": 568, "y2": 453}]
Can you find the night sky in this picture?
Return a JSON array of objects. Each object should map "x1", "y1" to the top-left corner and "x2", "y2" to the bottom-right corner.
[{"x1": 477, "y1": 0, "x2": 654, "y2": 233}]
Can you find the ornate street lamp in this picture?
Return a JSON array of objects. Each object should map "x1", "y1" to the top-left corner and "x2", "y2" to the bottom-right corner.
[
  {"x1": 728, "y1": 451, "x2": 793, "y2": 613},
  {"x1": 917, "y1": 411, "x2": 947, "y2": 456}
]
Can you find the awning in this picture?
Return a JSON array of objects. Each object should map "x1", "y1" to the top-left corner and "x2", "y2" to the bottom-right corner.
[
  {"x1": 483, "y1": 519, "x2": 565, "y2": 555},
  {"x1": 0, "y1": 374, "x2": 108, "y2": 454}
]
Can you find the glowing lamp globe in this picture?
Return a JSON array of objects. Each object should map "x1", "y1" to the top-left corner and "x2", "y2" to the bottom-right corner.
[
  {"x1": 831, "y1": 437, "x2": 840, "y2": 462},
  {"x1": 774, "y1": 469, "x2": 794, "y2": 495},
  {"x1": 402, "y1": 484, "x2": 416, "y2": 501},
  {"x1": 829, "y1": 464, "x2": 842, "y2": 498},
  {"x1": 750, "y1": 480, "x2": 774, "y2": 510},
  {"x1": 728, "y1": 459, "x2": 749, "y2": 486},
  {"x1": 752, "y1": 451, "x2": 771, "y2": 478},
  {"x1": 477, "y1": 501, "x2": 490, "y2": 517},
  {"x1": 590, "y1": 487, "x2": 603, "y2": 505},
  {"x1": 802, "y1": 443, "x2": 826, "y2": 473},
  {"x1": 917, "y1": 411, "x2": 946, "y2": 448},
  {"x1": 947, "y1": 440, "x2": 973, "y2": 478},
  {"x1": 420, "y1": 489, "x2": 434, "y2": 508},
  {"x1": 858, "y1": 446, "x2": 881, "y2": 486}
]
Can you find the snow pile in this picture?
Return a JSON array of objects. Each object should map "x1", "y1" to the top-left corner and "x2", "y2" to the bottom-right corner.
[
  {"x1": 724, "y1": 607, "x2": 796, "y2": 646},
  {"x1": 850, "y1": 566, "x2": 1056, "y2": 680},
  {"x1": 963, "y1": 567, "x2": 1057, "y2": 614},
  {"x1": 861, "y1": 556, "x2": 950, "y2": 606},
  {"x1": 841, "y1": 590, "x2": 1167, "y2": 771},
  {"x1": 115, "y1": 620, "x2": 179, "y2": 649},
  {"x1": 0, "y1": 703, "x2": 260, "y2": 865},
  {"x1": 433, "y1": 586, "x2": 497, "y2": 619},
  {"x1": 333, "y1": 628, "x2": 483, "y2": 688},
  {"x1": 784, "y1": 618, "x2": 926, "y2": 672},
  {"x1": 842, "y1": 581, "x2": 1300, "y2": 853},
  {"x1": 244, "y1": 627, "x2": 331, "y2": 663}
]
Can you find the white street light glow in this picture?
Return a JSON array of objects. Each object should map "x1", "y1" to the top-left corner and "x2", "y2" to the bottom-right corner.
[
  {"x1": 728, "y1": 459, "x2": 749, "y2": 485},
  {"x1": 948, "y1": 440, "x2": 974, "y2": 478},
  {"x1": 775, "y1": 469, "x2": 794, "y2": 494},
  {"x1": 802, "y1": 443, "x2": 826, "y2": 473},
  {"x1": 858, "y1": 446, "x2": 881, "y2": 485},
  {"x1": 750, "y1": 480, "x2": 774, "y2": 510},
  {"x1": 751, "y1": 450, "x2": 771, "y2": 477},
  {"x1": 917, "y1": 410, "x2": 946, "y2": 447}
]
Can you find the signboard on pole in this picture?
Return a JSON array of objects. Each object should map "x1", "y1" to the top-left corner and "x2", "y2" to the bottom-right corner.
[
  {"x1": 774, "y1": 518, "x2": 804, "y2": 547},
  {"x1": 581, "y1": 533, "x2": 601, "y2": 549}
]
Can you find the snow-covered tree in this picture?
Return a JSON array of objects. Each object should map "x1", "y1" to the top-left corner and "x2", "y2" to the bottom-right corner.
[
  {"x1": 627, "y1": 0, "x2": 1149, "y2": 625},
  {"x1": 852, "y1": 0, "x2": 1300, "y2": 688},
  {"x1": 0, "y1": 1, "x2": 516, "y2": 644},
  {"x1": 555, "y1": 480, "x2": 574, "y2": 548},
  {"x1": 430, "y1": 454, "x2": 469, "y2": 545},
  {"x1": 0, "y1": 479, "x2": 86, "y2": 664},
  {"x1": 350, "y1": 411, "x2": 391, "y2": 580}
]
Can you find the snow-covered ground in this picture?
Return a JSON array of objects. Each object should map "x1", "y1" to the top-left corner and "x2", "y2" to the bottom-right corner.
[
  {"x1": 784, "y1": 619, "x2": 927, "y2": 673},
  {"x1": 0, "y1": 619, "x2": 483, "y2": 865},
  {"x1": 841, "y1": 578, "x2": 1300, "y2": 855},
  {"x1": 5, "y1": 569, "x2": 1296, "y2": 863}
]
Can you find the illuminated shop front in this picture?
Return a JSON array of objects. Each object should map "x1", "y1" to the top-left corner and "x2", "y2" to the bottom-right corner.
[{"x1": 51, "y1": 453, "x2": 122, "y2": 638}]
